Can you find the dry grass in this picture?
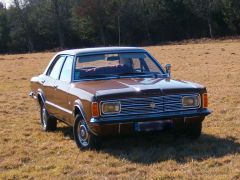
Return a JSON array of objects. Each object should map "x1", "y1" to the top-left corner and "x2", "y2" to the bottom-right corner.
[{"x1": 0, "y1": 39, "x2": 240, "y2": 179}]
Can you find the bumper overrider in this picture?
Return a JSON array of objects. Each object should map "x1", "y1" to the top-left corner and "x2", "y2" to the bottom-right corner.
[
  {"x1": 29, "y1": 91, "x2": 37, "y2": 99},
  {"x1": 90, "y1": 108, "x2": 212, "y2": 125}
]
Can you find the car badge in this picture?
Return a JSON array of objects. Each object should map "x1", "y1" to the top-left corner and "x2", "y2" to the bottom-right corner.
[{"x1": 150, "y1": 102, "x2": 156, "y2": 109}]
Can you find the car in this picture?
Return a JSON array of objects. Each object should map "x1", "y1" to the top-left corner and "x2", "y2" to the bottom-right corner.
[{"x1": 29, "y1": 47, "x2": 212, "y2": 150}]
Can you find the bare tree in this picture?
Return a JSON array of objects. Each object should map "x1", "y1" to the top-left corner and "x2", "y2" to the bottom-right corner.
[{"x1": 191, "y1": 0, "x2": 221, "y2": 38}]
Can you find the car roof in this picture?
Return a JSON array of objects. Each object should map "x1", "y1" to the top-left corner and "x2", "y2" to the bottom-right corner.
[{"x1": 58, "y1": 47, "x2": 147, "y2": 56}]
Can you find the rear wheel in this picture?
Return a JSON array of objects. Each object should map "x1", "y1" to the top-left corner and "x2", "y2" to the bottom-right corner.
[
  {"x1": 40, "y1": 102, "x2": 57, "y2": 131},
  {"x1": 185, "y1": 121, "x2": 202, "y2": 139},
  {"x1": 73, "y1": 114, "x2": 101, "y2": 150}
]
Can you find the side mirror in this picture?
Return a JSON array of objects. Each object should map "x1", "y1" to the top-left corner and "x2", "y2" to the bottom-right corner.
[{"x1": 165, "y1": 64, "x2": 171, "y2": 77}]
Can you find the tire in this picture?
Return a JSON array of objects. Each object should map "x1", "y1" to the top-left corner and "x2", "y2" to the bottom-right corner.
[
  {"x1": 185, "y1": 121, "x2": 202, "y2": 139},
  {"x1": 40, "y1": 102, "x2": 57, "y2": 131},
  {"x1": 73, "y1": 114, "x2": 101, "y2": 150}
]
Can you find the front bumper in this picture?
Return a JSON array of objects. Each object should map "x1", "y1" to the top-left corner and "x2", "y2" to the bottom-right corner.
[
  {"x1": 90, "y1": 108, "x2": 212, "y2": 125},
  {"x1": 29, "y1": 91, "x2": 37, "y2": 99}
]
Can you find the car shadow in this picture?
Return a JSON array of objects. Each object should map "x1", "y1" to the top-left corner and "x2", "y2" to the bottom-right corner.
[
  {"x1": 56, "y1": 125, "x2": 240, "y2": 164},
  {"x1": 57, "y1": 125, "x2": 74, "y2": 140}
]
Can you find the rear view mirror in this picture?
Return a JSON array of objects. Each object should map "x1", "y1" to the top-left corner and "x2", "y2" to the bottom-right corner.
[
  {"x1": 165, "y1": 64, "x2": 171, "y2": 77},
  {"x1": 106, "y1": 54, "x2": 119, "y2": 61}
]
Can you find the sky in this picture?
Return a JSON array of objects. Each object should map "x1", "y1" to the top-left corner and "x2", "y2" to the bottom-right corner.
[{"x1": 0, "y1": 0, "x2": 13, "y2": 8}]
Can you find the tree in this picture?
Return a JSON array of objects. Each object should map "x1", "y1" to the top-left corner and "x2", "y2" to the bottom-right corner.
[
  {"x1": 12, "y1": 0, "x2": 35, "y2": 52},
  {"x1": 190, "y1": 0, "x2": 222, "y2": 38},
  {"x1": 0, "y1": 0, "x2": 240, "y2": 54},
  {"x1": 0, "y1": 2, "x2": 9, "y2": 53},
  {"x1": 222, "y1": 0, "x2": 240, "y2": 34},
  {"x1": 51, "y1": 0, "x2": 71, "y2": 49}
]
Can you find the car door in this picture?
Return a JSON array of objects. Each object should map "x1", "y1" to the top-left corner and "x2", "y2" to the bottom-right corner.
[
  {"x1": 53, "y1": 55, "x2": 74, "y2": 123},
  {"x1": 43, "y1": 55, "x2": 66, "y2": 115}
]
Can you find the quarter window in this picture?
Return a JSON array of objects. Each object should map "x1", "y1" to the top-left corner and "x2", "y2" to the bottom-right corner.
[
  {"x1": 49, "y1": 56, "x2": 66, "y2": 80},
  {"x1": 60, "y1": 56, "x2": 74, "y2": 82}
]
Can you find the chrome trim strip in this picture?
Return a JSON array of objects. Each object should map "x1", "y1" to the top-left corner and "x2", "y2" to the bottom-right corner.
[
  {"x1": 45, "y1": 101, "x2": 72, "y2": 114},
  {"x1": 90, "y1": 109, "x2": 212, "y2": 124},
  {"x1": 72, "y1": 74, "x2": 155, "y2": 82},
  {"x1": 100, "y1": 94, "x2": 197, "y2": 102}
]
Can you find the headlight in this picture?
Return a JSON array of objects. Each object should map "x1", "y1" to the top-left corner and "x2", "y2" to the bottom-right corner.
[
  {"x1": 101, "y1": 101, "x2": 121, "y2": 114},
  {"x1": 182, "y1": 95, "x2": 200, "y2": 107}
]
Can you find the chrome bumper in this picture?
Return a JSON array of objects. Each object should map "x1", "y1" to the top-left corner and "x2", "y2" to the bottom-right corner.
[
  {"x1": 29, "y1": 91, "x2": 37, "y2": 99},
  {"x1": 90, "y1": 108, "x2": 212, "y2": 125}
]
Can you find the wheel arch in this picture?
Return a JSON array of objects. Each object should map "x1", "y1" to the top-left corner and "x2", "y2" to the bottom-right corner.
[
  {"x1": 73, "y1": 99, "x2": 88, "y2": 122},
  {"x1": 73, "y1": 100, "x2": 97, "y2": 135},
  {"x1": 37, "y1": 90, "x2": 46, "y2": 106},
  {"x1": 73, "y1": 105, "x2": 85, "y2": 119}
]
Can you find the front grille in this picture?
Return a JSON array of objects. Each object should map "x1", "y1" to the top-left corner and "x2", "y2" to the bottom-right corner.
[{"x1": 101, "y1": 93, "x2": 200, "y2": 117}]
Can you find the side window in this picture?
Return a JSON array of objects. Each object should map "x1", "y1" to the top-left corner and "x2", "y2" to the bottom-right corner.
[
  {"x1": 60, "y1": 56, "x2": 74, "y2": 82},
  {"x1": 132, "y1": 58, "x2": 148, "y2": 72},
  {"x1": 132, "y1": 58, "x2": 141, "y2": 71},
  {"x1": 49, "y1": 56, "x2": 66, "y2": 80}
]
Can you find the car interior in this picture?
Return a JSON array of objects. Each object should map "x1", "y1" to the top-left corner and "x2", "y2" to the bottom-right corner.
[{"x1": 74, "y1": 56, "x2": 135, "y2": 79}]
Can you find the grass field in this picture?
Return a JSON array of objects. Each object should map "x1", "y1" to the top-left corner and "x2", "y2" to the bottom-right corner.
[{"x1": 0, "y1": 39, "x2": 240, "y2": 179}]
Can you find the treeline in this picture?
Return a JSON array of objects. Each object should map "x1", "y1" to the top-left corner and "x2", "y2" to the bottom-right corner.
[{"x1": 0, "y1": 0, "x2": 240, "y2": 53}]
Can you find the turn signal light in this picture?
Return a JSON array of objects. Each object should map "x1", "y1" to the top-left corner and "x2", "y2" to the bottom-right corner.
[
  {"x1": 202, "y1": 93, "x2": 208, "y2": 108},
  {"x1": 92, "y1": 102, "x2": 99, "y2": 117}
]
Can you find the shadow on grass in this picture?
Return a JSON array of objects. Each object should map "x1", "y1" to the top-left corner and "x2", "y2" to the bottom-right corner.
[
  {"x1": 56, "y1": 125, "x2": 240, "y2": 164},
  {"x1": 57, "y1": 126, "x2": 74, "y2": 140}
]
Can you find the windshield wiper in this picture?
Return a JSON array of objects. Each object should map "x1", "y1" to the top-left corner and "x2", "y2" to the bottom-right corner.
[
  {"x1": 120, "y1": 72, "x2": 165, "y2": 78},
  {"x1": 150, "y1": 72, "x2": 165, "y2": 77},
  {"x1": 80, "y1": 74, "x2": 120, "y2": 78},
  {"x1": 119, "y1": 72, "x2": 147, "y2": 76}
]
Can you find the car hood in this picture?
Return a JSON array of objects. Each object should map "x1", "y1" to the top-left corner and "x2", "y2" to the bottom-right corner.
[{"x1": 73, "y1": 77, "x2": 205, "y2": 97}]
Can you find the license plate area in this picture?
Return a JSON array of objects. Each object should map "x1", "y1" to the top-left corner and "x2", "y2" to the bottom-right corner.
[{"x1": 134, "y1": 120, "x2": 173, "y2": 132}]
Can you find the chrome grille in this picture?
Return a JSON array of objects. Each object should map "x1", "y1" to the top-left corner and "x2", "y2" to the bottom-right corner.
[{"x1": 101, "y1": 93, "x2": 200, "y2": 117}]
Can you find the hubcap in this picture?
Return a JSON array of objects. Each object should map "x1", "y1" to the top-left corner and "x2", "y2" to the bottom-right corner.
[
  {"x1": 41, "y1": 107, "x2": 47, "y2": 128},
  {"x1": 77, "y1": 123, "x2": 89, "y2": 147}
]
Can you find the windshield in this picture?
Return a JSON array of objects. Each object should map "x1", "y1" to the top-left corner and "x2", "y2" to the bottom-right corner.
[{"x1": 74, "y1": 52, "x2": 163, "y2": 80}]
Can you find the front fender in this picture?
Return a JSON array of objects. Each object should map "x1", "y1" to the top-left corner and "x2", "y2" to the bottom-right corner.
[
  {"x1": 73, "y1": 99, "x2": 97, "y2": 135},
  {"x1": 37, "y1": 89, "x2": 46, "y2": 105},
  {"x1": 73, "y1": 99, "x2": 87, "y2": 120}
]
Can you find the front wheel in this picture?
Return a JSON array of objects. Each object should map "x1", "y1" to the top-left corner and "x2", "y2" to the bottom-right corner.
[
  {"x1": 40, "y1": 103, "x2": 57, "y2": 131},
  {"x1": 73, "y1": 115, "x2": 101, "y2": 150}
]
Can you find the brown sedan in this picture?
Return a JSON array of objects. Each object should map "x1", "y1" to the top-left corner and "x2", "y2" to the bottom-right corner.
[{"x1": 29, "y1": 47, "x2": 212, "y2": 149}]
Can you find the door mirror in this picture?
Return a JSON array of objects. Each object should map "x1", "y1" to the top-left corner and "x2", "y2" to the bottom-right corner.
[{"x1": 165, "y1": 64, "x2": 171, "y2": 77}]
